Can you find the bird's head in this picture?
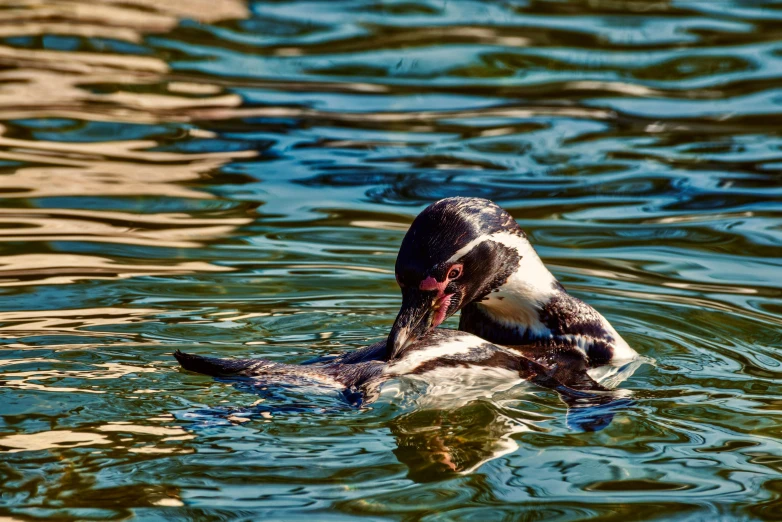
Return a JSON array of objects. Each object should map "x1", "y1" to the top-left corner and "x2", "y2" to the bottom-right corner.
[{"x1": 387, "y1": 197, "x2": 534, "y2": 359}]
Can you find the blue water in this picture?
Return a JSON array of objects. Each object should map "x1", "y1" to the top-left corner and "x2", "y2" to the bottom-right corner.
[{"x1": 0, "y1": 0, "x2": 781, "y2": 519}]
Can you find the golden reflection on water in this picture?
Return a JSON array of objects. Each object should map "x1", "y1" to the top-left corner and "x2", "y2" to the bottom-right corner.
[
  {"x1": 0, "y1": 430, "x2": 112, "y2": 453},
  {"x1": 0, "y1": 361, "x2": 156, "y2": 394},
  {"x1": 188, "y1": 104, "x2": 617, "y2": 126},
  {"x1": 0, "y1": 0, "x2": 255, "y2": 306},
  {"x1": 0, "y1": 307, "x2": 160, "y2": 333},
  {"x1": 0, "y1": 0, "x2": 279, "y2": 516},
  {"x1": 2, "y1": 0, "x2": 248, "y2": 35},
  {"x1": 98, "y1": 422, "x2": 193, "y2": 438},
  {"x1": 0, "y1": 421, "x2": 194, "y2": 454},
  {"x1": 0, "y1": 254, "x2": 232, "y2": 287},
  {"x1": 0, "y1": 67, "x2": 241, "y2": 123},
  {"x1": 0, "y1": 211, "x2": 251, "y2": 248},
  {"x1": 0, "y1": 129, "x2": 255, "y2": 201},
  {"x1": 0, "y1": 0, "x2": 245, "y2": 125}
]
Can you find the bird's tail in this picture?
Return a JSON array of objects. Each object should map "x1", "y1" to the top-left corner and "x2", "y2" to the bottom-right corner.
[
  {"x1": 174, "y1": 350, "x2": 262, "y2": 376},
  {"x1": 173, "y1": 350, "x2": 384, "y2": 396},
  {"x1": 173, "y1": 350, "x2": 343, "y2": 384}
]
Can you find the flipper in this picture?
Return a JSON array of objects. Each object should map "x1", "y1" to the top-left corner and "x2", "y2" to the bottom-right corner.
[
  {"x1": 504, "y1": 345, "x2": 628, "y2": 432},
  {"x1": 507, "y1": 342, "x2": 610, "y2": 392}
]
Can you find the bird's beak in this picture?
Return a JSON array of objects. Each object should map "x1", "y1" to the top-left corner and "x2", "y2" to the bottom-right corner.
[
  {"x1": 387, "y1": 289, "x2": 432, "y2": 361},
  {"x1": 387, "y1": 288, "x2": 454, "y2": 360}
]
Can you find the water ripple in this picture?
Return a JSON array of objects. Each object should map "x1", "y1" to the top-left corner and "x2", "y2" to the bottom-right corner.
[{"x1": 0, "y1": 0, "x2": 780, "y2": 519}]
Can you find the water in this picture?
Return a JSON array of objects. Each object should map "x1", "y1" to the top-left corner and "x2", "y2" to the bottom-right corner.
[{"x1": 0, "y1": 0, "x2": 780, "y2": 519}]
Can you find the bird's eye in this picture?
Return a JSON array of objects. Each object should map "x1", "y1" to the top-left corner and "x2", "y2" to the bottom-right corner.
[{"x1": 448, "y1": 266, "x2": 462, "y2": 280}]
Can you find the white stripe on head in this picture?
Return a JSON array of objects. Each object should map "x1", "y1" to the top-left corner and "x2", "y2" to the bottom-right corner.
[
  {"x1": 447, "y1": 231, "x2": 555, "y2": 297},
  {"x1": 446, "y1": 234, "x2": 490, "y2": 264},
  {"x1": 448, "y1": 231, "x2": 557, "y2": 333}
]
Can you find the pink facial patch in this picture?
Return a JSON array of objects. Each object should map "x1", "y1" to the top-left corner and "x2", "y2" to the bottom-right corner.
[
  {"x1": 419, "y1": 276, "x2": 448, "y2": 295},
  {"x1": 419, "y1": 266, "x2": 461, "y2": 327}
]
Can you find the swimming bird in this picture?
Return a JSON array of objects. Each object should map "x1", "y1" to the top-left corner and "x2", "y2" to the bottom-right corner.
[
  {"x1": 174, "y1": 328, "x2": 611, "y2": 409},
  {"x1": 174, "y1": 197, "x2": 640, "y2": 407}
]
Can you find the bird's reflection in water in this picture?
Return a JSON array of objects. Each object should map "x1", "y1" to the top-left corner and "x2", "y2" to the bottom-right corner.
[
  {"x1": 389, "y1": 401, "x2": 533, "y2": 482},
  {"x1": 388, "y1": 391, "x2": 630, "y2": 482}
]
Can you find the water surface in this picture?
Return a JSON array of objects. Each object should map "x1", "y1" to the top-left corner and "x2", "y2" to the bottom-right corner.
[{"x1": 0, "y1": 0, "x2": 781, "y2": 519}]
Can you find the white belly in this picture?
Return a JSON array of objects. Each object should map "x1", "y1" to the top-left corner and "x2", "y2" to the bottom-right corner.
[{"x1": 379, "y1": 365, "x2": 533, "y2": 410}]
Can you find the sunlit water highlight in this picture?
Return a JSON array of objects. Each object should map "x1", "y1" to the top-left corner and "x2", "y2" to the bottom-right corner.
[{"x1": 0, "y1": 0, "x2": 781, "y2": 519}]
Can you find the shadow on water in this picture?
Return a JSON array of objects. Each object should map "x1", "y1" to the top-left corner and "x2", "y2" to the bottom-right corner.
[{"x1": 0, "y1": 0, "x2": 780, "y2": 519}]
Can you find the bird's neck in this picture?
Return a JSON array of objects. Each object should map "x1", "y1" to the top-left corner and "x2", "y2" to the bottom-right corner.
[
  {"x1": 464, "y1": 239, "x2": 559, "y2": 339},
  {"x1": 458, "y1": 252, "x2": 634, "y2": 365},
  {"x1": 459, "y1": 270, "x2": 557, "y2": 348}
]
